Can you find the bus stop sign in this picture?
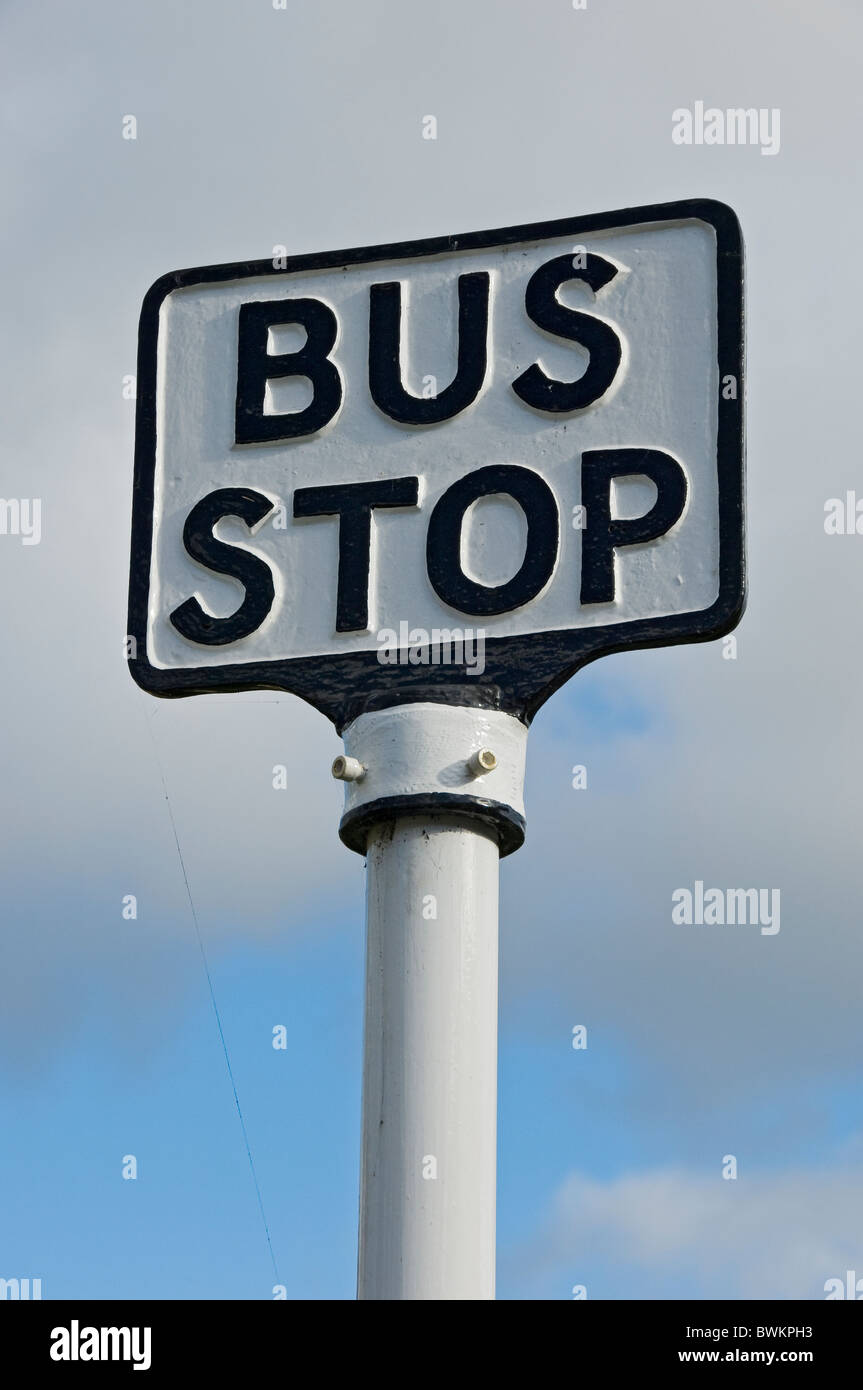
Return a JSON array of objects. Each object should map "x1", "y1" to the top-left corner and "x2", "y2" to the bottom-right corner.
[{"x1": 127, "y1": 198, "x2": 744, "y2": 729}]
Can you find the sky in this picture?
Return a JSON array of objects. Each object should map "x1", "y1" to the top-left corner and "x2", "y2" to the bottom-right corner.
[{"x1": 1, "y1": 0, "x2": 862, "y2": 1301}]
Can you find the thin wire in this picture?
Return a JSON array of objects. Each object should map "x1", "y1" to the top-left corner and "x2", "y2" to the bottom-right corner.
[{"x1": 147, "y1": 715, "x2": 281, "y2": 1286}]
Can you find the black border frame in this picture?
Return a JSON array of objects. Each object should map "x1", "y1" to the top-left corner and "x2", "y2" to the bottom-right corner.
[{"x1": 127, "y1": 197, "x2": 745, "y2": 732}]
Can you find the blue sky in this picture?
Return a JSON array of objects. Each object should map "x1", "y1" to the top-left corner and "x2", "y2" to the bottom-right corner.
[{"x1": 2, "y1": 0, "x2": 862, "y2": 1301}]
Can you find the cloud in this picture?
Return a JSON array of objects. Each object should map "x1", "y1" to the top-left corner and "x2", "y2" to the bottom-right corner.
[{"x1": 525, "y1": 1159, "x2": 863, "y2": 1299}]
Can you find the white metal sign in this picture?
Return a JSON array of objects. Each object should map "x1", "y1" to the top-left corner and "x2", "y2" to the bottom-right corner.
[{"x1": 128, "y1": 200, "x2": 744, "y2": 728}]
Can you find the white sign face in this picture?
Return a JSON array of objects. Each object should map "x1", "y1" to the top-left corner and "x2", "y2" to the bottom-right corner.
[{"x1": 128, "y1": 199, "x2": 744, "y2": 728}]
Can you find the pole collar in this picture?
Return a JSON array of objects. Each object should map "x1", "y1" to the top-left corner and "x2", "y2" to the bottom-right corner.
[{"x1": 336, "y1": 703, "x2": 528, "y2": 858}]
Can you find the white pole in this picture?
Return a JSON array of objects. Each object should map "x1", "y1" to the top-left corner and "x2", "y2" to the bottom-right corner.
[
  {"x1": 357, "y1": 813, "x2": 499, "y2": 1301},
  {"x1": 334, "y1": 702, "x2": 528, "y2": 1302}
]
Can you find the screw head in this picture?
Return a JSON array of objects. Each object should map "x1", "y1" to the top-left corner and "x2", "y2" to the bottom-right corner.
[
  {"x1": 467, "y1": 748, "x2": 497, "y2": 777},
  {"x1": 332, "y1": 755, "x2": 365, "y2": 782}
]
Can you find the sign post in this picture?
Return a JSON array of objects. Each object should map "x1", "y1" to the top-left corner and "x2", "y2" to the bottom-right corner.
[
  {"x1": 359, "y1": 807, "x2": 500, "y2": 1300},
  {"x1": 342, "y1": 702, "x2": 526, "y2": 1299},
  {"x1": 128, "y1": 199, "x2": 745, "y2": 1300}
]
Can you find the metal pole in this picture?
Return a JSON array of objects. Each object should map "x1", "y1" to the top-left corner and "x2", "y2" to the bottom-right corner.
[
  {"x1": 333, "y1": 702, "x2": 528, "y2": 1302},
  {"x1": 358, "y1": 813, "x2": 499, "y2": 1300}
]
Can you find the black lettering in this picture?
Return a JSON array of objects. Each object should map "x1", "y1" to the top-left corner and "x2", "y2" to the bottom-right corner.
[
  {"x1": 426, "y1": 464, "x2": 559, "y2": 616},
  {"x1": 235, "y1": 298, "x2": 342, "y2": 444},
  {"x1": 293, "y1": 477, "x2": 419, "y2": 632},
  {"x1": 512, "y1": 253, "x2": 622, "y2": 413},
  {"x1": 580, "y1": 448, "x2": 688, "y2": 604},
  {"x1": 170, "y1": 488, "x2": 276, "y2": 645},
  {"x1": 369, "y1": 272, "x2": 490, "y2": 425}
]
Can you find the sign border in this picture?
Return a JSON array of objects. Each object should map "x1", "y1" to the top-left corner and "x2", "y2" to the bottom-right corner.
[{"x1": 127, "y1": 197, "x2": 745, "y2": 731}]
